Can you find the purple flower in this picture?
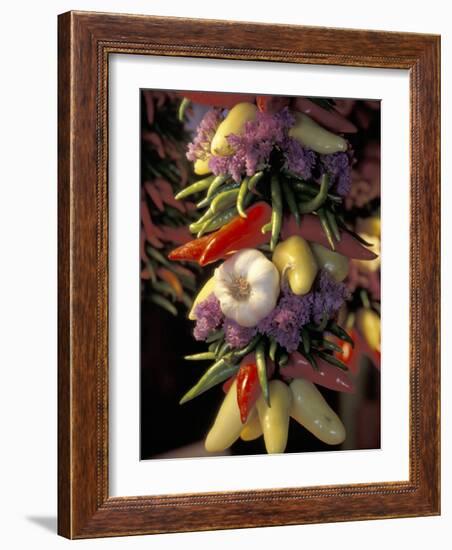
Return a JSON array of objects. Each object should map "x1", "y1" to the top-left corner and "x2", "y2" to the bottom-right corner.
[
  {"x1": 320, "y1": 151, "x2": 352, "y2": 197},
  {"x1": 186, "y1": 109, "x2": 222, "y2": 162},
  {"x1": 311, "y1": 270, "x2": 350, "y2": 324},
  {"x1": 257, "y1": 289, "x2": 313, "y2": 353},
  {"x1": 223, "y1": 318, "x2": 256, "y2": 348},
  {"x1": 193, "y1": 294, "x2": 223, "y2": 341},
  {"x1": 282, "y1": 137, "x2": 316, "y2": 180},
  {"x1": 208, "y1": 107, "x2": 296, "y2": 182}
]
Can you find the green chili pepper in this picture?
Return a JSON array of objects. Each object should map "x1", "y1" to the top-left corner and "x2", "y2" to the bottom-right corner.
[
  {"x1": 270, "y1": 175, "x2": 283, "y2": 251},
  {"x1": 336, "y1": 219, "x2": 374, "y2": 247},
  {"x1": 206, "y1": 174, "x2": 229, "y2": 199},
  {"x1": 261, "y1": 222, "x2": 272, "y2": 234},
  {"x1": 197, "y1": 207, "x2": 238, "y2": 237},
  {"x1": 149, "y1": 294, "x2": 177, "y2": 316},
  {"x1": 318, "y1": 208, "x2": 336, "y2": 250},
  {"x1": 327, "y1": 321, "x2": 354, "y2": 347},
  {"x1": 278, "y1": 353, "x2": 289, "y2": 367},
  {"x1": 211, "y1": 189, "x2": 240, "y2": 214},
  {"x1": 326, "y1": 208, "x2": 341, "y2": 242},
  {"x1": 206, "y1": 329, "x2": 224, "y2": 344},
  {"x1": 256, "y1": 340, "x2": 270, "y2": 406},
  {"x1": 216, "y1": 342, "x2": 231, "y2": 360},
  {"x1": 304, "y1": 352, "x2": 319, "y2": 372},
  {"x1": 197, "y1": 182, "x2": 240, "y2": 208},
  {"x1": 316, "y1": 350, "x2": 349, "y2": 371},
  {"x1": 269, "y1": 338, "x2": 278, "y2": 362},
  {"x1": 178, "y1": 97, "x2": 191, "y2": 121},
  {"x1": 189, "y1": 208, "x2": 215, "y2": 234},
  {"x1": 281, "y1": 178, "x2": 300, "y2": 225},
  {"x1": 247, "y1": 171, "x2": 264, "y2": 191},
  {"x1": 179, "y1": 360, "x2": 239, "y2": 404},
  {"x1": 175, "y1": 175, "x2": 215, "y2": 200},
  {"x1": 237, "y1": 178, "x2": 250, "y2": 218},
  {"x1": 227, "y1": 334, "x2": 261, "y2": 362},
  {"x1": 301, "y1": 328, "x2": 311, "y2": 355},
  {"x1": 312, "y1": 338, "x2": 342, "y2": 354},
  {"x1": 298, "y1": 174, "x2": 329, "y2": 214},
  {"x1": 184, "y1": 352, "x2": 217, "y2": 361},
  {"x1": 212, "y1": 338, "x2": 224, "y2": 356}
]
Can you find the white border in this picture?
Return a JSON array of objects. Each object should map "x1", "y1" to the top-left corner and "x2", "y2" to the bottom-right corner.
[{"x1": 109, "y1": 55, "x2": 410, "y2": 497}]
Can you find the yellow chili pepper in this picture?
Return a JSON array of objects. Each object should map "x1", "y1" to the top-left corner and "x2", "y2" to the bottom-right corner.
[
  {"x1": 289, "y1": 112, "x2": 347, "y2": 154},
  {"x1": 205, "y1": 379, "x2": 244, "y2": 453},
  {"x1": 211, "y1": 102, "x2": 258, "y2": 156},
  {"x1": 240, "y1": 408, "x2": 263, "y2": 441},
  {"x1": 356, "y1": 307, "x2": 380, "y2": 352},
  {"x1": 194, "y1": 157, "x2": 211, "y2": 175},
  {"x1": 272, "y1": 235, "x2": 318, "y2": 295},
  {"x1": 310, "y1": 242, "x2": 349, "y2": 282},
  {"x1": 256, "y1": 380, "x2": 292, "y2": 454},
  {"x1": 188, "y1": 276, "x2": 216, "y2": 320},
  {"x1": 290, "y1": 379, "x2": 346, "y2": 445}
]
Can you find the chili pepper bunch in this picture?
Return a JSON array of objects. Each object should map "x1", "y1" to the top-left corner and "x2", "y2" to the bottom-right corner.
[
  {"x1": 140, "y1": 91, "x2": 204, "y2": 315},
  {"x1": 176, "y1": 97, "x2": 356, "y2": 253},
  {"x1": 168, "y1": 93, "x2": 379, "y2": 454}
]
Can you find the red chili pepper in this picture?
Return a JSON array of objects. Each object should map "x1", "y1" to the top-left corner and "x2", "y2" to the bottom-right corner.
[
  {"x1": 177, "y1": 91, "x2": 256, "y2": 109},
  {"x1": 168, "y1": 233, "x2": 212, "y2": 262},
  {"x1": 168, "y1": 202, "x2": 272, "y2": 265},
  {"x1": 280, "y1": 351, "x2": 355, "y2": 393},
  {"x1": 256, "y1": 95, "x2": 290, "y2": 114},
  {"x1": 199, "y1": 202, "x2": 272, "y2": 265},
  {"x1": 236, "y1": 362, "x2": 261, "y2": 424}
]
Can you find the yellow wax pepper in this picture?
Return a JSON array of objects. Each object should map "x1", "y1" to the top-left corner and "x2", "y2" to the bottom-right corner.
[
  {"x1": 256, "y1": 380, "x2": 292, "y2": 454},
  {"x1": 310, "y1": 242, "x2": 350, "y2": 282},
  {"x1": 188, "y1": 276, "x2": 216, "y2": 320},
  {"x1": 356, "y1": 308, "x2": 380, "y2": 352},
  {"x1": 194, "y1": 158, "x2": 211, "y2": 175},
  {"x1": 211, "y1": 102, "x2": 258, "y2": 156},
  {"x1": 289, "y1": 112, "x2": 348, "y2": 154},
  {"x1": 290, "y1": 379, "x2": 346, "y2": 445},
  {"x1": 272, "y1": 235, "x2": 318, "y2": 295}
]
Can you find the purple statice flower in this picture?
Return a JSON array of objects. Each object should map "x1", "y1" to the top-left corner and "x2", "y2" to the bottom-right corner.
[
  {"x1": 193, "y1": 294, "x2": 224, "y2": 341},
  {"x1": 257, "y1": 288, "x2": 313, "y2": 353},
  {"x1": 320, "y1": 151, "x2": 352, "y2": 197},
  {"x1": 208, "y1": 107, "x2": 296, "y2": 182},
  {"x1": 186, "y1": 109, "x2": 222, "y2": 162},
  {"x1": 311, "y1": 270, "x2": 350, "y2": 324},
  {"x1": 223, "y1": 318, "x2": 256, "y2": 349},
  {"x1": 281, "y1": 137, "x2": 316, "y2": 180}
]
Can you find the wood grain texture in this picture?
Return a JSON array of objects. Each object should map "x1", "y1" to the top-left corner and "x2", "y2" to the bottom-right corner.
[{"x1": 57, "y1": 10, "x2": 440, "y2": 539}]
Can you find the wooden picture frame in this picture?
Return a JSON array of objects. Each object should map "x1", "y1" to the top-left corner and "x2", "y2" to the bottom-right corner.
[{"x1": 58, "y1": 11, "x2": 440, "y2": 539}]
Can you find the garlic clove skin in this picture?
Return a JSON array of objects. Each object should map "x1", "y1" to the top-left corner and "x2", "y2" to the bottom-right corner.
[
  {"x1": 214, "y1": 249, "x2": 280, "y2": 327},
  {"x1": 256, "y1": 380, "x2": 292, "y2": 454},
  {"x1": 240, "y1": 408, "x2": 263, "y2": 441},
  {"x1": 289, "y1": 379, "x2": 346, "y2": 445},
  {"x1": 205, "y1": 379, "x2": 243, "y2": 453}
]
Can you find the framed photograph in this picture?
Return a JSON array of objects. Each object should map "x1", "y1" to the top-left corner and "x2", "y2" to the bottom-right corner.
[{"x1": 58, "y1": 11, "x2": 440, "y2": 538}]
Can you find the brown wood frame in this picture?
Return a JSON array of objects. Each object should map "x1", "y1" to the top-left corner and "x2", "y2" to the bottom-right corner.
[{"x1": 58, "y1": 10, "x2": 440, "y2": 539}]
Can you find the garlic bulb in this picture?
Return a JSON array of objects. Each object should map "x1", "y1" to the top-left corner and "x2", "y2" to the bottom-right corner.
[{"x1": 214, "y1": 249, "x2": 280, "y2": 328}]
